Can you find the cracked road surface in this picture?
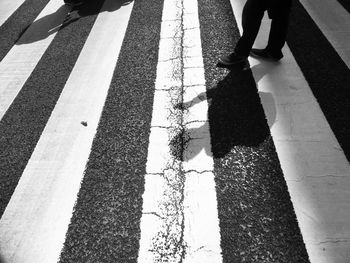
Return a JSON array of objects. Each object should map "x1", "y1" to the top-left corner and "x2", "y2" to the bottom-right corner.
[
  {"x1": 0, "y1": 0, "x2": 350, "y2": 262},
  {"x1": 138, "y1": 0, "x2": 222, "y2": 261}
]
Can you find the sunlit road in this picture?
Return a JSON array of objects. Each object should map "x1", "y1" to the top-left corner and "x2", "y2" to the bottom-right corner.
[{"x1": 0, "y1": 0, "x2": 350, "y2": 262}]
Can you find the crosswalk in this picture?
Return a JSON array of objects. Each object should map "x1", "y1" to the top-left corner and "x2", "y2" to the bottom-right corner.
[{"x1": 0, "y1": 0, "x2": 349, "y2": 262}]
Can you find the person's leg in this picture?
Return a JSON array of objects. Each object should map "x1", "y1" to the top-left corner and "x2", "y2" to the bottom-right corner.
[
  {"x1": 217, "y1": 0, "x2": 267, "y2": 67},
  {"x1": 265, "y1": 2, "x2": 292, "y2": 57},
  {"x1": 264, "y1": 17, "x2": 289, "y2": 58},
  {"x1": 234, "y1": 0, "x2": 267, "y2": 57}
]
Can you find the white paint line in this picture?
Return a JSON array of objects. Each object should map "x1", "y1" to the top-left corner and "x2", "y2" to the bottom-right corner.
[
  {"x1": 229, "y1": 1, "x2": 350, "y2": 262},
  {"x1": 154, "y1": 59, "x2": 182, "y2": 90},
  {"x1": 138, "y1": 0, "x2": 222, "y2": 261},
  {"x1": 183, "y1": 171, "x2": 222, "y2": 263},
  {"x1": 299, "y1": 0, "x2": 350, "y2": 69},
  {"x1": 0, "y1": 1, "x2": 133, "y2": 262},
  {"x1": 0, "y1": 0, "x2": 70, "y2": 121},
  {"x1": 0, "y1": 0, "x2": 26, "y2": 26},
  {"x1": 182, "y1": 121, "x2": 213, "y2": 173}
]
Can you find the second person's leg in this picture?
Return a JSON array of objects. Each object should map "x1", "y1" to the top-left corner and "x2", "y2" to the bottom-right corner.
[
  {"x1": 265, "y1": 3, "x2": 292, "y2": 58},
  {"x1": 234, "y1": 0, "x2": 267, "y2": 57}
]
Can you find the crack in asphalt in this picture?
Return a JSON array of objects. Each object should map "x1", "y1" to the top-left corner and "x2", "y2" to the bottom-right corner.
[
  {"x1": 316, "y1": 238, "x2": 350, "y2": 245},
  {"x1": 143, "y1": 211, "x2": 166, "y2": 219},
  {"x1": 150, "y1": 0, "x2": 191, "y2": 261}
]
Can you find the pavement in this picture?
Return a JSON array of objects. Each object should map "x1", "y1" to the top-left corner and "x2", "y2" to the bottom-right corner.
[{"x1": 0, "y1": 0, "x2": 349, "y2": 262}]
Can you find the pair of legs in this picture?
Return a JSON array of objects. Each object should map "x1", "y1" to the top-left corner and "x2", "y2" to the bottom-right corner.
[
  {"x1": 235, "y1": 0, "x2": 291, "y2": 58},
  {"x1": 218, "y1": 0, "x2": 292, "y2": 67}
]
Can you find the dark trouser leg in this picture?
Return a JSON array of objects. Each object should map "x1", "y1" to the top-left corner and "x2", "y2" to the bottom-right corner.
[
  {"x1": 234, "y1": 0, "x2": 267, "y2": 57},
  {"x1": 265, "y1": 14, "x2": 290, "y2": 56},
  {"x1": 266, "y1": 1, "x2": 292, "y2": 56}
]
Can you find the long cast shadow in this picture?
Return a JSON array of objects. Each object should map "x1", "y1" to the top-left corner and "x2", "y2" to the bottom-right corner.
[
  {"x1": 172, "y1": 63, "x2": 309, "y2": 262},
  {"x1": 210, "y1": 66, "x2": 309, "y2": 262},
  {"x1": 17, "y1": 0, "x2": 133, "y2": 45},
  {"x1": 208, "y1": 66, "x2": 270, "y2": 157},
  {"x1": 171, "y1": 64, "x2": 270, "y2": 162}
]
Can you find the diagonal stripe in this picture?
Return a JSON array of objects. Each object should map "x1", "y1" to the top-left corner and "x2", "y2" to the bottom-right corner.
[
  {"x1": 0, "y1": 0, "x2": 26, "y2": 26},
  {"x1": 0, "y1": 0, "x2": 70, "y2": 122},
  {"x1": 0, "y1": 0, "x2": 104, "y2": 218},
  {"x1": 287, "y1": 0, "x2": 350, "y2": 161},
  {"x1": 336, "y1": 0, "x2": 350, "y2": 13},
  {"x1": 286, "y1": 4, "x2": 350, "y2": 260},
  {"x1": 0, "y1": 0, "x2": 51, "y2": 61},
  {"x1": 0, "y1": 1, "x2": 133, "y2": 262},
  {"x1": 299, "y1": 0, "x2": 350, "y2": 69}
]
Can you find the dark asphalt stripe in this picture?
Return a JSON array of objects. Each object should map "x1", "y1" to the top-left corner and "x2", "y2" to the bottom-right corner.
[
  {"x1": 0, "y1": 0, "x2": 50, "y2": 62},
  {"x1": 58, "y1": 0, "x2": 163, "y2": 262},
  {"x1": 336, "y1": 0, "x2": 350, "y2": 13},
  {"x1": 0, "y1": 0, "x2": 104, "y2": 218},
  {"x1": 197, "y1": 0, "x2": 310, "y2": 262},
  {"x1": 287, "y1": 0, "x2": 350, "y2": 162}
]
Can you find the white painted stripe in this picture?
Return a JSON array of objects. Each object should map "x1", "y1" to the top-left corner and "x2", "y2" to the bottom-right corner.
[
  {"x1": 230, "y1": 1, "x2": 350, "y2": 262},
  {"x1": 0, "y1": 1, "x2": 133, "y2": 262},
  {"x1": 300, "y1": 0, "x2": 350, "y2": 69},
  {"x1": 0, "y1": 0, "x2": 70, "y2": 121},
  {"x1": 0, "y1": 0, "x2": 26, "y2": 26},
  {"x1": 138, "y1": 0, "x2": 222, "y2": 262}
]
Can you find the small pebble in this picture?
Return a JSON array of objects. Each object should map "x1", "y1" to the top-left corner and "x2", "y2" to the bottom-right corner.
[{"x1": 81, "y1": 121, "x2": 88, "y2": 126}]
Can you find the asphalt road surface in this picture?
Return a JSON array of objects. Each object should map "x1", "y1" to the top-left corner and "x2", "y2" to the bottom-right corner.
[{"x1": 0, "y1": 0, "x2": 349, "y2": 262}]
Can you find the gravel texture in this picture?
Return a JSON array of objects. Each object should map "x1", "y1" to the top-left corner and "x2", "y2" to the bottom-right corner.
[
  {"x1": 0, "y1": 0, "x2": 51, "y2": 61},
  {"x1": 197, "y1": 0, "x2": 310, "y2": 262},
  {"x1": 2, "y1": 0, "x2": 346, "y2": 261},
  {"x1": 58, "y1": 0, "x2": 163, "y2": 261},
  {"x1": 0, "y1": 0, "x2": 102, "y2": 217}
]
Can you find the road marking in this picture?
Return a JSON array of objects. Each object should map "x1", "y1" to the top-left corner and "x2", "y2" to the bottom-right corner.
[
  {"x1": 138, "y1": 0, "x2": 222, "y2": 262},
  {"x1": 0, "y1": 1, "x2": 133, "y2": 262},
  {"x1": 0, "y1": 0, "x2": 26, "y2": 26},
  {"x1": 229, "y1": 0, "x2": 350, "y2": 262},
  {"x1": 299, "y1": 0, "x2": 350, "y2": 69},
  {"x1": 0, "y1": 0, "x2": 69, "y2": 121}
]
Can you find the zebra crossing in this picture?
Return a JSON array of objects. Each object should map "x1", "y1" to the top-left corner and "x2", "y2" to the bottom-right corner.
[
  {"x1": 0, "y1": 0, "x2": 132, "y2": 262},
  {"x1": 0, "y1": 0, "x2": 66, "y2": 121},
  {"x1": 138, "y1": 0, "x2": 222, "y2": 261},
  {"x1": 232, "y1": 0, "x2": 350, "y2": 262},
  {"x1": 0, "y1": 0, "x2": 25, "y2": 26},
  {"x1": 0, "y1": 0, "x2": 349, "y2": 262}
]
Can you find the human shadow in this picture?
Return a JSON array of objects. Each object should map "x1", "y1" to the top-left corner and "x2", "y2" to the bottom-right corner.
[
  {"x1": 249, "y1": 62, "x2": 278, "y2": 128},
  {"x1": 16, "y1": 4, "x2": 70, "y2": 45},
  {"x1": 61, "y1": 0, "x2": 133, "y2": 25},
  {"x1": 17, "y1": 0, "x2": 133, "y2": 45},
  {"x1": 258, "y1": 90, "x2": 276, "y2": 128},
  {"x1": 171, "y1": 63, "x2": 274, "y2": 161},
  {"x1": 169, "y1": 121, "x2": 212, "y2": 162}
]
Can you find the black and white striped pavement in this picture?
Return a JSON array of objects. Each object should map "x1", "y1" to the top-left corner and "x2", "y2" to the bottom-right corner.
[{"x1": 0, "y1": 0, "x2": 349, "y2": 262}]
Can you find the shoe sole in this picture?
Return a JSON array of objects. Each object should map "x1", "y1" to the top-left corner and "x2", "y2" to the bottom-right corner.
[
  {"x1": 216, "y1": 59, "x2": 248, "y2": 70},
  {"x1": 249, "y1": 51, "x2": 281, "y2": 62}
]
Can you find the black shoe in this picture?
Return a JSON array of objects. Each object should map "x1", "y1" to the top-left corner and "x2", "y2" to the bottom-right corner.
[
  {"x1": 250, "y1": 48, "x2": 283, "y2": 61},
  {"x1": 64, "y1": 0, "x2": 84, "y2": 7},
  {"x1": 217, "y1": 52, "x2": 247, "y2": 67}
]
